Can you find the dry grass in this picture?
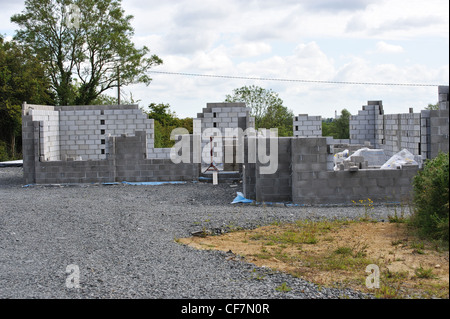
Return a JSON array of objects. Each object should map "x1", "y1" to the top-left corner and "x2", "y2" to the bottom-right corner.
[{"x1": 178, "y1": 219, "x2": 449, "y2": 299}]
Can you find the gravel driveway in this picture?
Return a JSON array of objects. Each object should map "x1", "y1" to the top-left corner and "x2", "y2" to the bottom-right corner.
[{"x1": 0, "y1": 167, "x2": 394, "y2": 299}]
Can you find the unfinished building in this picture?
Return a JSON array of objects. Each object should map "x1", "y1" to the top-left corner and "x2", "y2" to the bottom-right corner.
[{"x1": 21, "y1": 86, "x2": 449, "y2": 205}]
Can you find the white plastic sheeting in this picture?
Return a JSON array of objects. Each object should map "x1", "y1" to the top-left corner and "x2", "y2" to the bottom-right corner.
[
  {"x1": 345, "y1": 148, "x2": 387, "y2": 166},
  {"x1": 380, "y1": 149, "x2": 418, "y2": 169}
]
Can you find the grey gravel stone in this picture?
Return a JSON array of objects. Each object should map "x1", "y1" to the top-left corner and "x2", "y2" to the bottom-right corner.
[{"x1": 0, "y1": 167, "x2": 393, "y2": 299}]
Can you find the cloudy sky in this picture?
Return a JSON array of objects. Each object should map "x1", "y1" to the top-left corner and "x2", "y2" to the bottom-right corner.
[{"x1": 1, "y1": 0, "x2": 449, "y2": 118}]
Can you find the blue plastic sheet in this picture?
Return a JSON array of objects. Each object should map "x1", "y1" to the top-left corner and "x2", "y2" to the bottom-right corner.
[
  {"x1": 121, "y1": 181, "x2": 186, "y2": 186},
  {"x1": 231, "y1": 192, "x2": 254, "y2": 204}
]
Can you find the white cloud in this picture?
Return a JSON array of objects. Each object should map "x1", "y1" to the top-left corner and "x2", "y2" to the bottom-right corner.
[
  {"x1": 345, "y1": 0, "x2": 449, "y2": 39},
  {"x1": 374, "y1": 41, "x2": 405, "y2": 54},
  {"x1": 229, "y1": 42, "x2": 272, "y2": 58},
  {"x1": 301, "y1": 0, "x2": 377, "y2": 12}
]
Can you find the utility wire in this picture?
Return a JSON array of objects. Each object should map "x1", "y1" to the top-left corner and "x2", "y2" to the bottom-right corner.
[{"x1": 149, "y1": 70, "x2": 441, "y2": 87}]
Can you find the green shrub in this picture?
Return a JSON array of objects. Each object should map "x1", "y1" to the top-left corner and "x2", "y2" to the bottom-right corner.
[
  {"x1": 0, "y1": 140, "x2": 9, "y2": 162},
  {"x1": 411, "y1": 152, "x2": 449, "y2": 242}
]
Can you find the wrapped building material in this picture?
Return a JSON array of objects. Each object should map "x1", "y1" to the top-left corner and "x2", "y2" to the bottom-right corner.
[{"x1": 381, "y1": 149, "x2": 418, "y2": 169}]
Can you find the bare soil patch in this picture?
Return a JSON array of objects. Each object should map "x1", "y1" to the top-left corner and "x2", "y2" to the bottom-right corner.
[{"x1": 179, "y1": 221, "x2": 449, "y2": 299}]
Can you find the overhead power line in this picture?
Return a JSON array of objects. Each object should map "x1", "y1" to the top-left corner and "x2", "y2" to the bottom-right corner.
[{"x1": 149, "y1": 70, "x2": 440, "y2": 87}]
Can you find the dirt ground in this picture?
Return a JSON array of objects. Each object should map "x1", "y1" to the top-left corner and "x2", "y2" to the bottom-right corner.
[{"x1": 179, "y1": 221, "x2": 449, "y2": 299}]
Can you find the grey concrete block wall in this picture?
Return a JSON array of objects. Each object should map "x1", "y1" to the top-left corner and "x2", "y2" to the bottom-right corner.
[
  {"x1": 350, "y1": 101, "x2": 382, "y2": 147},
  {"x1": 22, "y1": 103, "x2": 156, "y2": 162},
  {"x1": 429, "y1": 86, "x2": 449, "y2": 157},
  {"x1": 24, "y1": 129, "x2": 199, "y2": 184},
  {"x1": 24, "y1": 107, "x2": 61, "y2": 161},
  {"x1": 291, "y1": 137, "x2": 329, "y2": 204},
  {"x1": 255, "y1": 137, "x2": 292, "y2": 202},
  {"x1": 243, "y1": 136, "x2": 419, "y2": 205},
  {"x1": 21, "y1": 103, "x2": 198, "y2": 184},
  {"x1": 56, "y1": 105, "x2": 155, "y2": 161},
  {"x1": 293, "y1": 115, "x2": 322, "y2": 137},
  {"x1": 292, "y1": 168, "x2": 418, "y2": 205},
  {"x1": 349, "y1": 87, "x2": 449, "y2": 160}
]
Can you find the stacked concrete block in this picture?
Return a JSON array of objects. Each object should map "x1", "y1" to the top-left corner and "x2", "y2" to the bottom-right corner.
[
  {"x1": 254, "y1": 137, "x2": 292, "y2": 202},
  {"x1": 109, "y1": 132, "x2": 199, "y2": 183},
  {"x1": 429, "y1": 86, "x2": 449, "y2": 158},
  {"x1": 381, "y1": 113, "x2": 421, "y2": 158},
  {"x1": 293, "y1": 115, "x2": 322, "y2": 137},
  {"x1": 350, "y1": 101, "x2": 430, "y2": 159},
  {"x1": 55, "y1": 105, "x2": 155, "y2": 161},
  {"x1": 290, "y1": 137, "x2": 329, "y2": 204},
  {"x1": 21, "y1": 112, "x2": 39, "y2": 185},
  {"x1": 439, "y1": 85, "x2": 449, "y2": 110},
  {"x1": 420, "y1": 110, "x2": 431, "y2": 160},
  {"x1": 23, "y1": 127, "x2": 199, "y2": 184},
  {"x1": 291, "y1": 137, "x2": 418, "y2": 204},
  {"x1": 24, "y1": 105, "x2": 61, "y2": 162},
  {"x1": 241, "y1": 135, "x2": 420, "y2": 205},
  {"x1": 350, "y1": 101, "x2": 382, "y2": 146},
  {"x1": 195, "y1": 102, "x2": 254, "y2": 168}
]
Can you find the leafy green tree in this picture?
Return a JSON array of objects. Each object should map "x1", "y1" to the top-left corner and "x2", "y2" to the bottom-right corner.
[
  {"x1": 425, "y1": 102, "x2": 439, "y2": 110},
  {"x1": 0, "y1": 36, "x2": 54, "y2": 159},
  {"x1": 411, "y1": 152, "x2": 449, "y2": 242},
  {"x1": 322, "y1": 109, "x2": 351, "y2": 139},
  {"x1": 11, "y1": 0, "x2": 162, "y2": 106},
  {"x1": 146, "y1": 103, "x2": 193, "y2": 148},
  {"x1": 90, "y1": 90, "x2": 140, "y2": 106},
  {"x1": 321, "y1": 118, "x2": 334, "y2": 137},
  {"x1": 225, "y1": 85, "x2": 293, "y2": 136},
  {"x1": 334, "y1": 109, "x2": 350, "y2": 139}
]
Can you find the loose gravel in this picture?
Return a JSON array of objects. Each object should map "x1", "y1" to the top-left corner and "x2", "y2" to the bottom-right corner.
[{"x1": 0, "y1": 167, "x2": 397, "y2": 299}]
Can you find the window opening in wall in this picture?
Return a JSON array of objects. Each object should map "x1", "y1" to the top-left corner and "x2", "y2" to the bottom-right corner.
[
  {"x1": 295, "y1": 126, "x2": 299, "y2": 131},
  {"x1": 213, "y1": 122, "x2": 217, "y2": 128},
  {"x1": 101, "y1": 139, "x2": 105, "y2": 145},
  {"x1": 101, "y1": 149, "x2": 105, "y2": 155},
  {"x1": 213, "y1": 112, "x2": 217, "y2": 118},
  {"x1": 101, "y1": 129, "x2": 105, "y2": 135},
  {"x1": 100, "y1": 120, "x2": 105, "y2": 125}
]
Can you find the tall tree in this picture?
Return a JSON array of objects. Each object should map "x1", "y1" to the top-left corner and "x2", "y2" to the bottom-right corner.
[
  {"x1": 0, "y1": 36, "x2": 54, "y2": 159},
  {"x1": 321, "y1": 109, "x2": 351, "y2": 139},
  {"x1": 11, "y1": 0, "x2": 162, "y2": 106},
  {"x1": 225, "y1": 85, "x2": 293, "y2": 136}
]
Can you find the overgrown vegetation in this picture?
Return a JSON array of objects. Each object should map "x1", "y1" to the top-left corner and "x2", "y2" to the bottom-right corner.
[{"x1": 410, "y1": 152, "x2": 449, "y2": 243}]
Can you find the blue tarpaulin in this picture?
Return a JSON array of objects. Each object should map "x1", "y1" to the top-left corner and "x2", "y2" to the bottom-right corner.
[
  {"x1": 231, "y1": 192, "x2": 254, "y2": 204},
  {"x1": 121, "y1": 181, "x2": 186, "y2": 186}
]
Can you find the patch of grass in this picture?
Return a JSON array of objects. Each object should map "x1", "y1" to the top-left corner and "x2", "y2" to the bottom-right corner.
[
  {"x1": 388, "y1": 210, "x2": 408, "y2": 224},
  {"x1": 415, "y1": 266, "x2": 437, "y2": 279},
  {"x1": 333, "y1": 247, "x2": 353, "y2": 256},
  {"x1": 391, "y1": 238, "x2": 407, "y2": 246},
  {"x1": 269, "y1": 230, "x2": 317, "y2": 245},
  {"x1": 375, "y1": 284, "x2": 401, "y2": 299},
  {"x1": 275, "y1": 282, "x2": 292, "y2": 293},
  {"x1": 410, "y1": 242, "x2": 426, "y2": 255},
  {"x1": 249, "y1": 233, "x2": 265, "y2": 241}
]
